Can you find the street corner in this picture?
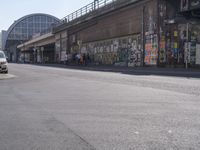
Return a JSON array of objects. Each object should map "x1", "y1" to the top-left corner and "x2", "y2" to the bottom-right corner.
[{"x1": 0, "y1": 74, "x2": 16, "y2": 80}]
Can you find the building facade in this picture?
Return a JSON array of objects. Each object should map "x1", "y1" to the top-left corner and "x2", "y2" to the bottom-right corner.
[
  {"x1": 2, "y1": 13, "x2": 60, "y2": 62},
  {"x1": 51, "y1": 0, "x2": 200, "y2": 68},
  {"x1": 17, "y1": 0, "x2": 200, "y2": 68}
]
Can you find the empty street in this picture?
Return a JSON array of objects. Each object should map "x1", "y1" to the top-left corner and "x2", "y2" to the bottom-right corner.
[{"x1": 0, "y1": 64, "x2": 200, "y2": 150}]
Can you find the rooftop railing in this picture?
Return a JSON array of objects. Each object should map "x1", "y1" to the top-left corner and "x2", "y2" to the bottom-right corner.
[
  {"x1": 59, "y1": 0, "x2": 117, "y2": 25},
  {"x1": 53, "y1": 0, "x2": 140, "y2": 29}
]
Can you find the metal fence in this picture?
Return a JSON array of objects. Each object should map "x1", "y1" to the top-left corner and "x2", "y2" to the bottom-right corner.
[{"x1": 60, "y1": 0, "x2": 117, "y2": 24}]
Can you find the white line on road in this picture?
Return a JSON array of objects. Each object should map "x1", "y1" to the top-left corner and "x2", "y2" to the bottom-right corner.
[{"x1": 0, "y1": 74, "x2": 16, "y2": 80}]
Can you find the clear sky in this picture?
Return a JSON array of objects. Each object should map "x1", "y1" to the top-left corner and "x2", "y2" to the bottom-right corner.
[{"x1": 0, "y1": 0, "x2": 92, "y2": 31}]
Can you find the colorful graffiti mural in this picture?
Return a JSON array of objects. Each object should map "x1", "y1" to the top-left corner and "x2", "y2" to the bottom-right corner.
[
  {"x1": 144, "y1": 4, "x2": 158, "y2": 65},
  {"x1": 145, "y1": 34, "x2": 158, "y2": 65},
  {"x1": 80, "y1": 35, "x2": 142, "y2": 67}
]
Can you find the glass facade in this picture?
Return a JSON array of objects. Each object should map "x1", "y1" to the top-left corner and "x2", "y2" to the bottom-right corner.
[{"x1": 7, "y1": 14, "x2": 59, "y2": 40}]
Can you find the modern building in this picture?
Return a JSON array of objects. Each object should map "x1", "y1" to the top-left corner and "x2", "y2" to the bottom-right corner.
[{"x1": 2, "y1": 13, "x2": 60, "y2": 62}]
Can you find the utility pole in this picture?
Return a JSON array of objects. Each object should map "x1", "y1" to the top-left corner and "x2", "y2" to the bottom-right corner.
[
  {"x1": 142, "y1": 5, "x2": 145, "y2": 67},
  {"x1": 186, "y1": 22, "x2": 189, "y2": 69},
  {"x1": 157, "y1": 0, "x2": 160, "y2": 67}
]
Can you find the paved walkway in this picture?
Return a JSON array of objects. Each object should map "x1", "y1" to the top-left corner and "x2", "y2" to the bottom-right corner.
[{"x1": 33, "y1": 63, "x2": 200, "y2": 78}]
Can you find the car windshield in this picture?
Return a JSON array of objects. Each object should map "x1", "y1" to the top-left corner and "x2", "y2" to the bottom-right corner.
[{"x1": 0, "y1": 52, "x2": 5, "y2": 58}]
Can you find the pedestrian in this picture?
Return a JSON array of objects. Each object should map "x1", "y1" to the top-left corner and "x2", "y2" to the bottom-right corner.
[
  {"x1": 64, "y1": 53, "x2": 68, "y2": 65},
  {"x1": 87, "y1": 53, "x2": 90, "y2": 64},
  {"x1": 76, "y1": 53, "x2": 81, "y2": 65},
  {"x1": 80, "y1": 54, "x2": 84, "y2": 65},
  {"x1": 83, "y1": 53, "x2": 86, "y2": 65}
]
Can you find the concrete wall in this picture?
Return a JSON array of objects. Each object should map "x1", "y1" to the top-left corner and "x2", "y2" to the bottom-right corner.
[
  {"x1": 80, "y1": 35, "x2": 142, "y2": 66},
  {"x1": 13, "y1": 0, "x2": 200, "y2": 67},
  {"x1": 64, "y1": 0, "x2": 157, "y2": 66},
  {"x1": 52, "y1": 0, "x2": 200, "y2": 67},
  {"x1": 76, "y1": 2, "x2": 143, "y2": 43}
]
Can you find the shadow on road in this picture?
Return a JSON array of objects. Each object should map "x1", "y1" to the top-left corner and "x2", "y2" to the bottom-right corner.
[{"x1": 29, "y1": 63, "x2": 200, "y2": 79}]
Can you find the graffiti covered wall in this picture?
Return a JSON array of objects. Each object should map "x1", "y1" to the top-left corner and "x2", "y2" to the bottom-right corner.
[
  {"x1": 80, "y1": 35, "x2": 143, "y2": 67},
  {"x1": 144, "y1": 1, "x2": 158, "y2": 65},
  {"x1": 159, "y1": 0, "x2": 167, "y2": 64},
  {"x1": 145, "y1": 34, "x2": 158, "y2": 65},
  {"x1": 179, "y1": 24, "x2": 200, "y2": 66}
]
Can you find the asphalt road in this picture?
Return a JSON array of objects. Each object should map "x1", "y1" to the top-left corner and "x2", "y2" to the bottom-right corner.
[{"x1": 0, "y1": 64, "x2": 200, "y2": 150}]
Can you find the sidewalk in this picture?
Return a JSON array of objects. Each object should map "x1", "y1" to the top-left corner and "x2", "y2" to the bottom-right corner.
[{"x1": 35, "y1": 63, "x2": 200, "y2": 78}]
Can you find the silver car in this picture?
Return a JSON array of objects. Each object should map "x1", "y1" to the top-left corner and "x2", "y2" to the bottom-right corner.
[{"x1": 0, "y1": 51, "x2": 8, "y2": 74}]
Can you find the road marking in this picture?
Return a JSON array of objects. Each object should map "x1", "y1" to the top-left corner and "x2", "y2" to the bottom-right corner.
[
  {"x1": 0, "y1": 74, "x2": 16, "y2": 80},
  {"x1": 168, "y1": 130, "x2": 172, "y2": 134},
  {"x1": 134, "y1": 131, "x2": 139, "y2": 135}
]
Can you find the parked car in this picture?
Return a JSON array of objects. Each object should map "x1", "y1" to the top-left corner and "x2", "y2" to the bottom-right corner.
[{"x1": 0, "y1": 51, "x2": 8, "y2": 74}]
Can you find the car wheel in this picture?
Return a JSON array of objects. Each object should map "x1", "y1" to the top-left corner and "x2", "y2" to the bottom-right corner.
[{"x1": 4, "y1": 71, "x2": 8, "y2": 74}]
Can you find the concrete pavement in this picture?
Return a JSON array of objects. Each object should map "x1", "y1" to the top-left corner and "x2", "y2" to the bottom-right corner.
[{"x1": 0, "y1": 63, "x2": 200, "y2": 150}]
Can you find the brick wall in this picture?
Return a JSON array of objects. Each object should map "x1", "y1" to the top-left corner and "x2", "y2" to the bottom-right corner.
[{"x1": 69, "y1": 0, "x2": 156, "y2": 44}]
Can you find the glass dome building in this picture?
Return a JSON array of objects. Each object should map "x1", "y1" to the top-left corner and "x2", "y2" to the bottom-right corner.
[{"x1": 2, "y1": 13, "x2": 60, "y2": 62}]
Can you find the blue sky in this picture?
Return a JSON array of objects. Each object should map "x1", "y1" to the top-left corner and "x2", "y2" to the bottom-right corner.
[{"x1": 0, "y1": 0, "x2": 92, "y2": 30}]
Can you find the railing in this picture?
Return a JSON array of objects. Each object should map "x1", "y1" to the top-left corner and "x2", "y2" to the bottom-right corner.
[{"x1": 60, "y1": 0, "x2": 117, "y2": 25}]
